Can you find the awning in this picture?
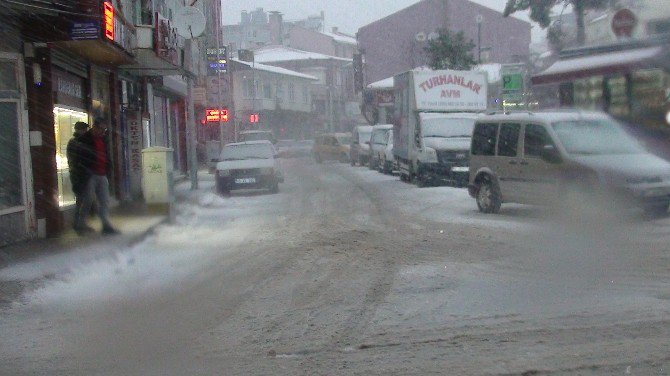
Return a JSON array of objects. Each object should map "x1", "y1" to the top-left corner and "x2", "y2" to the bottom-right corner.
[
  {"x1": 532, "y1": 45, "x2": 667, "y2": 85},
  {"x1": 55, "y1": 40, "x2": 135, "y2": 67}
]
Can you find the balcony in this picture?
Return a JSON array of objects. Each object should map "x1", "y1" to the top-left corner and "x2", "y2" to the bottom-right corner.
[{"x1": 121, "y1": 13, "x2": 192, "y2": 77}]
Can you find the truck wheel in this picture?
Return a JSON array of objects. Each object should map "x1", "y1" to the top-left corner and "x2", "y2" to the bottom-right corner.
[{"x1": 476, "y1": 178, "x2": 501, "y2": 214}]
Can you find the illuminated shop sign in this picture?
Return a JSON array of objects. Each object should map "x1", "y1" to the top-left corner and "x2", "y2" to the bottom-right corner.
[
  {"x1": 206, "y1": 109, "x2": 229, "y2": 123},
  {"x1": 103, "y1": 2, "x2": 114, "y2": 41}
]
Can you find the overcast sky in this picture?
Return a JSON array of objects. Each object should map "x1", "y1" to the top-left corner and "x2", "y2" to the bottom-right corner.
[{"x1": 220, "y1": 0, "x2": 538, "y2": 38}]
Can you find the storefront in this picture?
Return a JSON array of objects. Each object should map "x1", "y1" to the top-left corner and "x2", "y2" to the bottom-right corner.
[
  {"x1": 52, "y1": 66, "x2": 88, "y2": 210},
  {"x1": 532, "y1": 36, "x2": 670, "y2": 157},
  {"x1": 0, "y1": 52, "x2": 33, "y2": 246},
  {"x1": 533, "y1": 38, "x2": 669, "y2": 123}
]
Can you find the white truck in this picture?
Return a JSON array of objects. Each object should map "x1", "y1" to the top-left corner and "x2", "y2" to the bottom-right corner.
[{"x1": 393, "y1": 69, "x2": 488, "y2": 186}]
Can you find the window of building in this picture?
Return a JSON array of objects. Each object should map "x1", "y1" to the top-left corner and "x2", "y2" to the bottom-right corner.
[
  {"x1": 263, "y1": 82, "x2": 272, "y2": 99},
  {"x1": 244, "y1": 79, "x2": 256, "y2": 98},
  {"x1": 497, "y1": 123, "x2": 520, "y2": 157},
  {"x1": 302, "y1": 85, "x2": 309, "y2": 104},
  {"x1": 472, "y1": 123, "x2": 497, "y2": 156},
  {"x1": 276, "y1": 83, "x2": 284, "y2": 99}
]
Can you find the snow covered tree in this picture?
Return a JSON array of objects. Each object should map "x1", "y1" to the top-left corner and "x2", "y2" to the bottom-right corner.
[
  {"x1": 424, "y1": 29, "x2": 477, "y2": 71},
  {"x1": 503, "y1": 0, "x2": 611, "y2": 46}
]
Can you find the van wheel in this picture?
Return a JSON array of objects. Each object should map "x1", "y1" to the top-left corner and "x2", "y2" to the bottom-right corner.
[
  {"x1": 643, "y1": 203, "x2": 669, "y2": 217},
  {"x1": 476, "y1": 179, "x2": 501, "y2": 214},
  {"x1": 269, "y1": 181, "x2": 279, "y2": 194}
]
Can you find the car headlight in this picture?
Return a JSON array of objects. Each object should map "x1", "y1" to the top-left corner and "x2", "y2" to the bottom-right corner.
[{"x1": 218, "y1": 169, "x2": 231, "y2": 177}]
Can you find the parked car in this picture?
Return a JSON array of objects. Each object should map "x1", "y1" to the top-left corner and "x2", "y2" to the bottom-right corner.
[
  {"x1": 313, "y1": 133, "x2": 351, "y2": 163},
  {"x1": 276, "y1": 139, "x2": 314, "y2": 158},
  {"x1": 368, "y1": 124, "x2": 394, "y2": 170},
  {"x1": 380, "y1": 129, "x2": 396, "y2": 174},
  {"x1": 238, "y1": 130, "x2": 277, "y2": 144},
  {"x1": 215, "y1": 141, "x2": 283, "y2": 195},
  {"x1": 468, "y1": 111, "x2": 670, "y2": 215},
  {"x1": 350, "y1": 125, "x2": 373, "y2": 166}
]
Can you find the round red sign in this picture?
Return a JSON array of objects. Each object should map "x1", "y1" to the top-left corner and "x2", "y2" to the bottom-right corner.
[{"x1": 612, "y1": 9, "x2": 637, "y2": 38}]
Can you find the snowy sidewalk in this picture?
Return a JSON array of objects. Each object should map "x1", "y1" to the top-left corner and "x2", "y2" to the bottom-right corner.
[{"x1": 0, "y1": 203, "x2": 167, "y2": 307}]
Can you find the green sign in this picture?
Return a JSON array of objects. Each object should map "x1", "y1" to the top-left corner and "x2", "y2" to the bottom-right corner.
[{"x1": 502, "y1": 73, "x2": 523, "y2": 92}]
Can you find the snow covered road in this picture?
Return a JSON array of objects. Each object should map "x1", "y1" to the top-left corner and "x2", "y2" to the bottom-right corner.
[{"x1": 1, "y1": 158, "x2": 669, "y2": 375}]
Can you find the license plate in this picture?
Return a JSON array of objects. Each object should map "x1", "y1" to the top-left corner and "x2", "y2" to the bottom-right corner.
[
  {"x1": 451, "y1": 166, "x2": 469, "y2": 173},
  {"x1": 235, "y1": 177, "x2": 256, "y2": 184}
]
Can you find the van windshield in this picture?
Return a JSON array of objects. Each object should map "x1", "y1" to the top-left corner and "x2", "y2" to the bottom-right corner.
[
  {"x1": 551, "y1": 119, "x2": 643, "y2": 155},
  {"x1": 422, "y1": 118, "x2": 475, "y2": 138}
]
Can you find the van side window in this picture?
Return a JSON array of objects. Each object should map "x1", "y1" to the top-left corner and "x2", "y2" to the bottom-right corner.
[
  {"x1": 471, "y1": 123, "x2": 497, "y2": 156},
  {"x1": 498, "y1": 123, "x2": 520, "y2": 157},
  {"x1": 524, "y1": 124, "x2": 553, "y2": 158}
]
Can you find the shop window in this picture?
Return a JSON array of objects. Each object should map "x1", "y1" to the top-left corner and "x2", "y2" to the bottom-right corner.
[
  {"x1": 632, "y1": 69, "x2": 667, "y2": 113},
  {"x1": 606, "y1": 76, "x2": 630, "y2": 118},
  {"x1": 0, "y1": 102, "x2": 21, "y2": 210},
  {"x1": 54, "y1": 106, "x2": 88, "y2": 208},
  {"x1": 573, "y1": 76, "x2": 603, "y2": 110}
]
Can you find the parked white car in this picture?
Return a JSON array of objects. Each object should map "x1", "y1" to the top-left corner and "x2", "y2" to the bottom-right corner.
[
  {"x1": 215, "y1": 141, "x2": 284, "y2": 195},
  {"x1": 368, "y1": 124, "x2": 393, "y2": 170}
]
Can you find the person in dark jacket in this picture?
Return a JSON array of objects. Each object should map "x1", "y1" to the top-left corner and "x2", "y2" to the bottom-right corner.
[
  {"x1": 67, "y1": 121, "x2": 93, "y2": 234},
  {"x1": 77, "y1": 117, "x2": 119, "y2": 235}
]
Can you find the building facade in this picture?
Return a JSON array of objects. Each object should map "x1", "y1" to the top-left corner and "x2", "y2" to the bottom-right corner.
[
  {"x1": 230, "y1": 59, "x2": 316, "y2": 139},
  {"x1": 357, "y1": 0, "x2": 531, "y2": 85},
  {"x1": 253, "y1": 46, "x2": 358, "y2": 133},
  {"x1": 0, "y1": 0, "x2": 207, "y2": 246}
]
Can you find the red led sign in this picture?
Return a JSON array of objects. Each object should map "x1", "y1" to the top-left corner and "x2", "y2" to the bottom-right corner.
[
  {"x1": 249, "y1": 114, "x2": 260, "y2": 123},
  {"x1": 206, "y1": 109, "x2": 229, "y2": 123},
  {"x1": 103, "y1": 2, "x2": 114, "y2": 41}
]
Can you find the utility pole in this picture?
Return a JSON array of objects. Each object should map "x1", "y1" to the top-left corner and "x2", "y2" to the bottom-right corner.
[
  {"x1": 215, "y1": 0, "x2": 225, "y2": 146},
  {"x1": 476, "y1": 14, "x2": 483, "y2": 64}
]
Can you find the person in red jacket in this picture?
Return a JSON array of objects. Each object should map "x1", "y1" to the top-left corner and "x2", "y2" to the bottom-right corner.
[{"x1": 76, "y1": 117, "x2": 119, "y2": 235}]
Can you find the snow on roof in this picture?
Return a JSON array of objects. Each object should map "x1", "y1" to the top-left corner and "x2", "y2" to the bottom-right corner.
[
  {"x1": 536, "y1": 46, "x2": 662, "y2": 78},
  {"x1": 253, "y1": 46, "x2": 352, "y2": 64},
  {"x1": 367, "y1": 76, "x2": 394, "y2": 89},
  {"x1": 321, "y1": 31, "x2": 358, "y2": 45},
  {"x1": 232, "y1": 58, "x2": 318, "y2": 80}
]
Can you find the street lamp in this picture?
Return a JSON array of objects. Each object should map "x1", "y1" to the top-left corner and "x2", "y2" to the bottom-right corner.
[{"x1": 476, "y1": 14, "x2": 483, "y2": 64}]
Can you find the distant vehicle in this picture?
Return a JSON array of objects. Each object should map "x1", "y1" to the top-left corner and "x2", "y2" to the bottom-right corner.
[
  {"x1": 312, "y1": 133, "x2": 351, "y2": 163},
  {"x1": 393, "y1": 69, "x2": 487, "y2": 186},
  {"x1": 215, "y1": 141, "x2": 283, "y2": 195},
  {"x1": 238, "y1": 130, "x2": 277, "y2": 144},
  {"x1": 276, "y1": 139, "x2": 314, "y2": 158},
  {"x1": 380, "y1": 129, "x2": 395, "y2": 174},
  {"x1": 350, "y1": 125, "x2": 373, "y2": 166},
  {"x1": 368, "y1": 124, "x2": 393, "y2": 170},
  {"x1": 468, "y1": 111, "x2": 670, "y2": 216}
]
